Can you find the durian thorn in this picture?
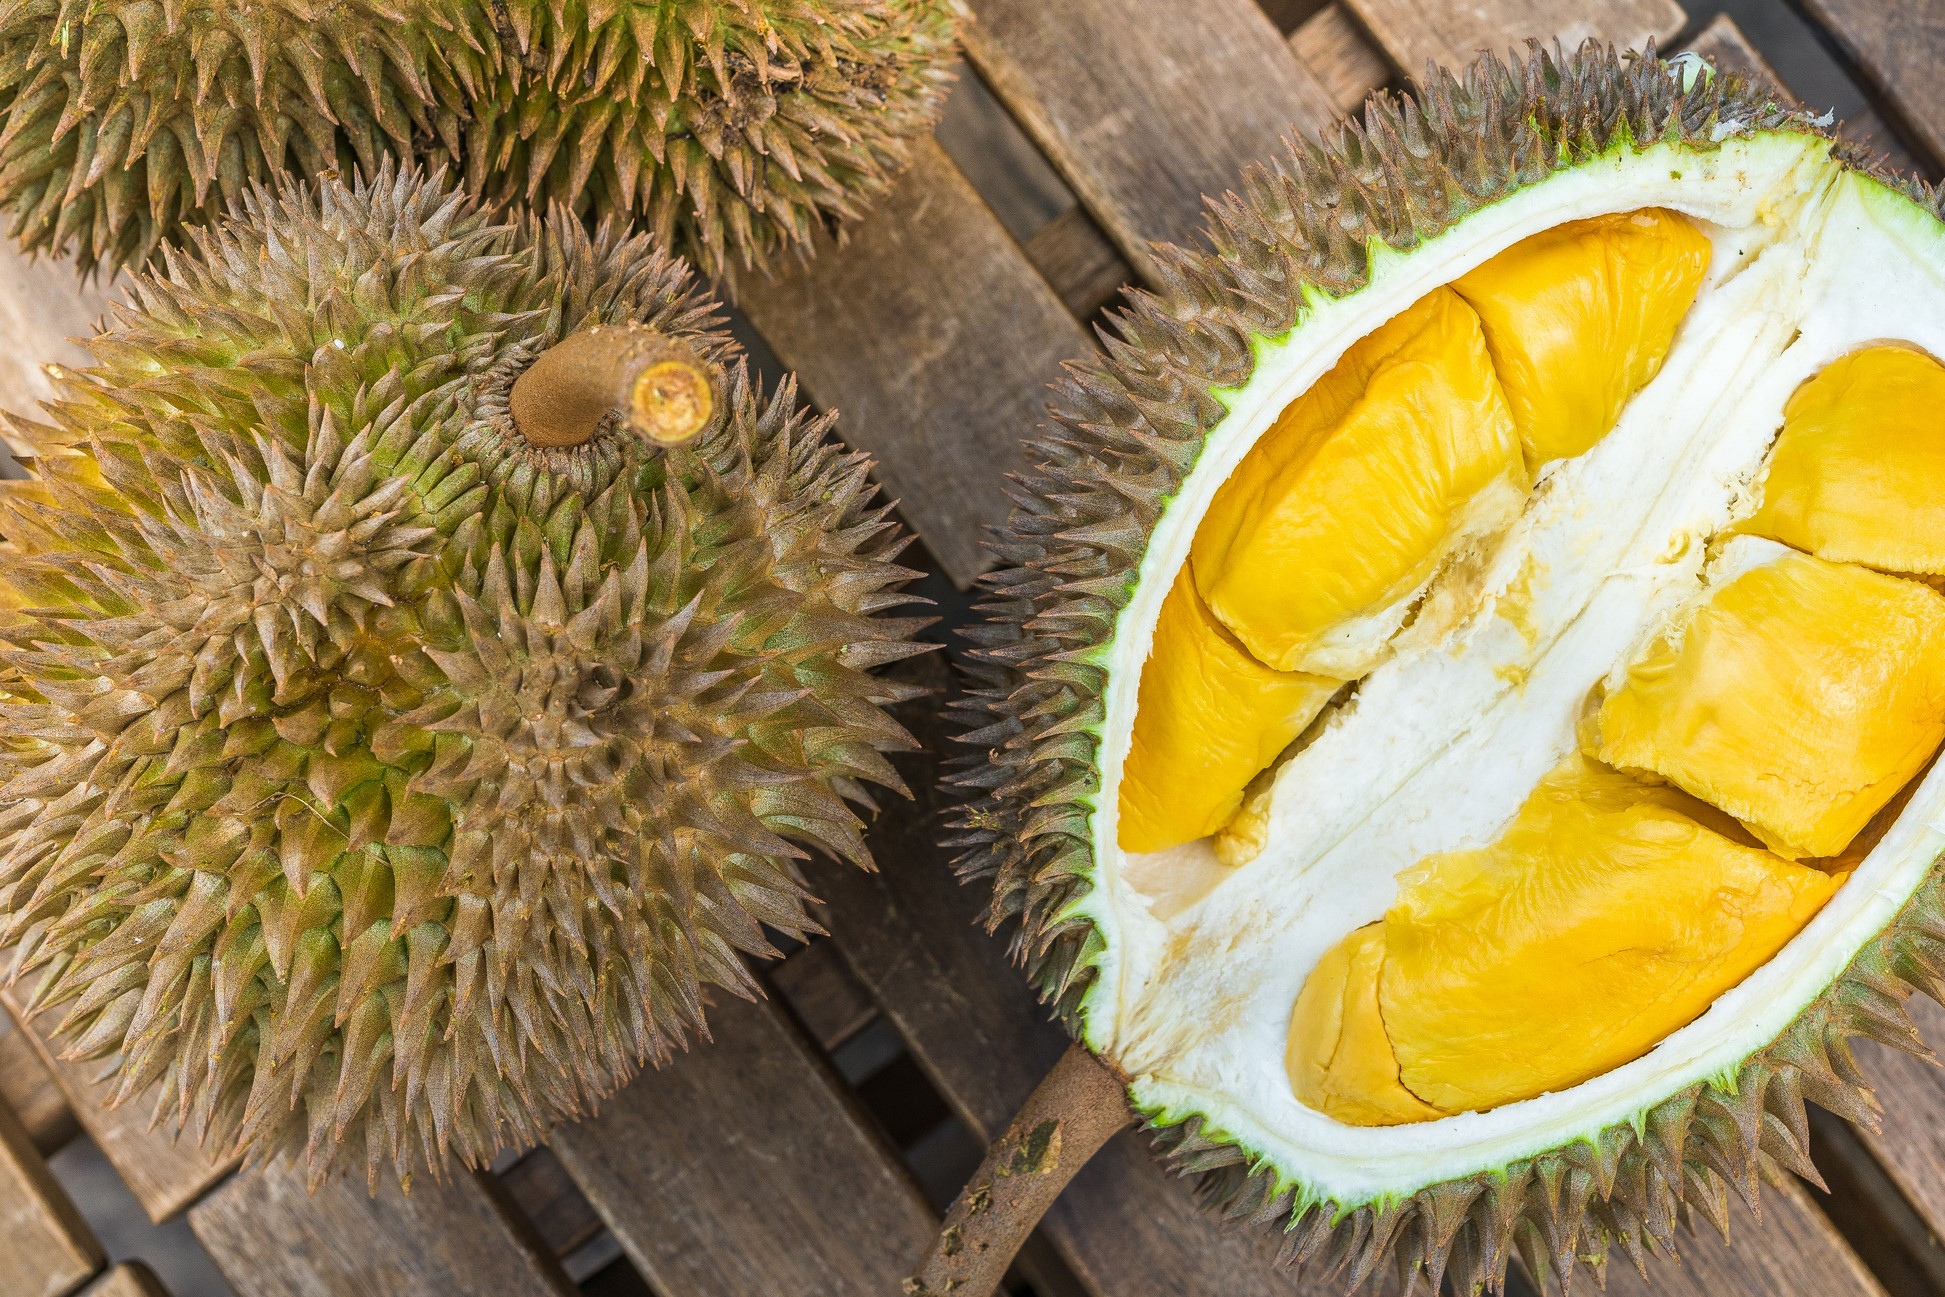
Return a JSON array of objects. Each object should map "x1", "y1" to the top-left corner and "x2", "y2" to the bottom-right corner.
[
  {"x1": 509, "y1": 324, "x2": 719, "y2": 450},
  {"x1": 908, "y1": 1044, "x2": 1133, "y2": 1297}
]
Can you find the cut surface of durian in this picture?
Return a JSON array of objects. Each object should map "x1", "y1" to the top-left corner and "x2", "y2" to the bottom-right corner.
[{"x1": 1081, "y1": 132, "x2": 1945, "y2": 1206}]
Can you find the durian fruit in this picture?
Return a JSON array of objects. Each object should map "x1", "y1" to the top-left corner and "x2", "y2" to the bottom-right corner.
[
  {"x1": 935, "y1": 43, "x2": 1945, "y2": 1297},
  {"x1": 0, "y1": 164, "x2": 930, "y2": 1184},
  {"x1": 0, "y1": 0, "x2": 959, "y2": 278}
]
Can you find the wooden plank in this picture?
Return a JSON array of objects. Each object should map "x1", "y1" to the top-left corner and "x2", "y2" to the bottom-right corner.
[
  {"x1": 812, "y1": 654, "x2": 1324, "y2": 1297},
  {"x1": 0, "y1": 1011, "x2": 78, "y2": 1156},
  {"x1": 1682, "y1": 13, "x2": 1923, "y2": 180},
  {"x1": 959, "y1": 0, "x2": 1341, "y2": 281},
  {"x1": 767, "y1": 939, "x2": 879, "y2": 1053},
  {"x1": 734, "y1": 138, "x2": 1088, "y2": 589},
  {"x1": 190, "y1": 1158, "x2": 571, "y2": 1297},
  {"x1": 1853, "y1": 994, "x2": 1945, "y2": 1247},
  {"x1": 1340, "y1": 0, "x2": 1686, "y2": 78},
  {"x1": 0, "y1": 996, "x2": 233, "y2": 1224},
  {"x1": 547, "y1": 992, "x2": 935, "y2": 1297},
  {"x1": 499, "y1": 1147, "x2": 605, "y2": 1263},
  {"x1": 78, "y1": 1265, "x2": 170, "y2": 1297},
  {"x1": 0, "y1": 245, "x2": 118, "y2": 423},
  {"x1": 1290, "y1": 4, "x2": 1393, "y2": 113},
  {"x1": 0, "y1": 1085, "x2": 102, "y2": 1297},
  {"x1": 1796, "y1": 0, "x2": 1945, "y2": 172},
  {"x1": 1602, "y1": 1178, "x2": 1884, "y2": 1297},
  {"x1": 1022, "y1": 206, "x2": 1133, "y2": 322}
]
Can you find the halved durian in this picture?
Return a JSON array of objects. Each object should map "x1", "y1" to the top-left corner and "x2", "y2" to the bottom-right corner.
[{"x1": 956, "y1": 45, "x2": 1945, "y2": 1297}]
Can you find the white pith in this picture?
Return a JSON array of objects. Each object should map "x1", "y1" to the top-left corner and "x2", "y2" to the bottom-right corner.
[{"x1": 1077, "y1": 132, "x2": 1945, "y2": 1207}]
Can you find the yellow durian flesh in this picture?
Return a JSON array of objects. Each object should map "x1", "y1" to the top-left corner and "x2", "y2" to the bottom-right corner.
[
  {"x1": 1117, "y1": 569, "x2": 1339, "y2": 853},
  {"x1": 1595, "y1": 551, "x2": 1945, "y2": 859},
  {"x1": 1452, "y1": 208, "x2": 1711, "y2": 464},
  {"x1": 1386, "y1": 757, "x2": 1838, "y2": 1114},
  {"x1": 1287, "y1": 924, "x2": 1444, "y2": 1126},
  {"x1": 1291, "y1": 757, "x2": 1839, "y2": 1123},
  {"x1": 1744, "y1": 345, "x2": 1945, "y2": 574},
  {"x1": 1187, "y1": 287, "x2": 1526, "y2": 677}
]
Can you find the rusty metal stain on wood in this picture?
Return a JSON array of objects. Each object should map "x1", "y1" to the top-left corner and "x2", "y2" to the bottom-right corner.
[
  {"x1": 547, "y1": 992, "x2": 936, "y2": 1297},
  {"x1": 189, "y1": 1159, "x2": 572, "y2": 1297},
  {"x1": 0, "y1": 1087, "x2": 102, "y2": 1297}
]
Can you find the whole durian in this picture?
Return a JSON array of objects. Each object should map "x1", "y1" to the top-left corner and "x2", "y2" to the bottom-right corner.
[
  {"x1": 0, "y1": 163, "x2": 929, "y2": 1182},
  {"x1": 0, "y1": 0, "x2": 960, "y2": 278},
  {"x1": 929, "y1": 44, "x2": 1945, "y2": 1297}
]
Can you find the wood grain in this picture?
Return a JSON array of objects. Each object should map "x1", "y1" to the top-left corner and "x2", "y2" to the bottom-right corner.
[
  {"x1": 1854, "y1": 994, "x2": 1945, "y2": 1243},
  {"x1": 1796, "y1": 0, "x2": 1945, "y2": 172},
  {"x1": 1290, "y1": 4, "x2": 1393, "y2": 112},
  {"x1": 960, "y1": 0, "x2": 1340, "y2": 283},
  {"x1": 811, "y1": 655, "x2": 1327, "y2": 1297},
  {"x1": 0, "y1": 1085, "x2": 102, "y2": 1297},
  {"x1": 1682, "y1": 13, "x2": 1923, "y2": 180},
  {"x1": 190, "y1": 1157, "x2": 571, "y2": 1297},
  {"x1": 0, "y1": 995, "x2": 233, "y2": 1224},
  {"x1": 734, "y1": 138, "x2": 1088, "y2": 589},
  {"x1": 0, "y1": 244, "x2": 118, "y2": 427},
  {"x1": 768, "y1": 939, "x2": 879, "y2": 1052},
  {"x1": 0, "y1": 1011, "x2": 78, "y2": 1156},
  {"x1": 1341, "y1": 0, "x2": 1687, "y2": 77},
  {"x1": 1600, "y1": 1177, "x2": 1883, "y2": 1297},
  {"x1": 498, "y1": 1147, "x2": 605, "y2": 1262},
  {"x1": 77, "y1": 1265, "x2": 171, "y2": 1297},
  {"x1": 547, "y1": 991, "x2": 935, "y2": 1297},
  {"x1": 1022, "y1": 206, "x2": 1133, "y2": 322}
]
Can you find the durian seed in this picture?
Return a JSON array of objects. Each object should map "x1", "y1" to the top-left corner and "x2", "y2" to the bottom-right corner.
[{"x1": 508, "y1": 324, "x2": 721, "y2": 449}]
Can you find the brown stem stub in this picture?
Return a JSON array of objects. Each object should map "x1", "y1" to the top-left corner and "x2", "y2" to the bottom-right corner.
[
  {"x1": 510, "y1": 323, "x2": 719, "y2": 450},
  {"x1": 907, "y1": 1044, "x2": 1134, "y2": 1297}
]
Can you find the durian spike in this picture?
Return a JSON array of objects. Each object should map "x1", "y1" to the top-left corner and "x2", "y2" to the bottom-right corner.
[
  {"x1": 909, "y1": 1045, "x2": 1134, "y2": 1296},
  {"x1": 510, "y1": 324, "x2": 721, "y2": 450}
]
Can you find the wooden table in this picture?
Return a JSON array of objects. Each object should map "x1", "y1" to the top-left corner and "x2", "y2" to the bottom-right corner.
[{"x1": 2, "y1": 2, "x2": 1943, "y2": 1295}]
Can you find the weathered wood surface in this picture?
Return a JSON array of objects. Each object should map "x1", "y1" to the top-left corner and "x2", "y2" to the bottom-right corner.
[
  {"x1": 190, "y1": 1159, "x2": 570, "y2": 1297},
  {"x1": 1022, "y1": 206, "x2": 1134, "y2": 321},
  {"x1": 0, "y1": 993, "x2": 231, "y2": 1223},
  {"x1": 1290, "y1": 4, "x2": 1395, "y2": 112},
  {"x1": 1797, "y1": 0, "x2": 1945, "y2": 172},
  {"x1": 0, "y1": 1085, "x2": 101, "y2": 1297},
  {"x1": 78, "y1": 1265, "x2": 170, "y2": 1297},
  {"x1": 0, "y1": 1011, "x2": 78, "y2": 1156},
  {"x1": 1601, "y1": 1178, "x2": 1884, "y2": 1297},
  {"x1": 0, "y1": 245, "x2": 118, "y2": 428},
  {"x1": 1682, "y1": 14, "x2": 1924, "y2": 184},
  {"x1": 960, "y1": 0, "x2": 1337, "y2": 282},
  {"x1": 547, "y1": 991, "x2": 936, "y2": 1297},
  {"x1": 1854, "y1": 994, "x2": 1945, "y2": 1241},
  {"x1": 734, "y1": 138, "x2": 1088, "y2": 589},
  {"x1": 768, "y1": 939, "x2": 879, "y2": 1053},
  {"x1": 1341, "y1": 0, "x2": 1687, "y2": 76},
  {"x1": 499, "y1": 1147, "x2": 605, "y2": 1263},
  {"x1": 812, "y1": 655, "x2": 1323, "y2": 1296}
]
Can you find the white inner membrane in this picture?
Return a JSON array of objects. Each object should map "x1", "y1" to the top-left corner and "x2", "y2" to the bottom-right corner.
[{"x1": 1081, "y1": 132, "x2": 1945, "y2": 1204}]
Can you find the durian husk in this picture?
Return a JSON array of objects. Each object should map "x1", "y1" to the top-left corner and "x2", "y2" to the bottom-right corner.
[
  {"x1": 0, "y1": 164, "x2": 932, "y2": 1185},
  {"x1": 0, "y1": 0, "x2": 960, "y2": 278},
  {"x1": 951, "y1": 41, "x2": 1940, "y2": 1294}
]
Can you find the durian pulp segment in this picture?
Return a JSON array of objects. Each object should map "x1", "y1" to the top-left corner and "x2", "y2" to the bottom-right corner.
[{"x1": 1084, "y1": 133, "x2": 1945, "y2": 1206}]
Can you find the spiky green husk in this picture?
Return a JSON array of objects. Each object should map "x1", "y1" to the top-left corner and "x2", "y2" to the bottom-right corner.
[
  {"x1": 0, "y1": 163, "x2": 930, "y2": 1184},
  {"x1": 0, "y1": 0, "x2": 959, "y2": 278},
  {"x1": 951, "y1": 42, "x2": 1944, "y2": 1293}
]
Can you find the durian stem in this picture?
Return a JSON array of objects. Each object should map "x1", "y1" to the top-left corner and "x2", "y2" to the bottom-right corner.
[
  {"x1": 908, "y1": 1044, "x2": 1133, "y2": 1296},
  {"x1": 509, "y1": 324, "x2": 718, "y2": 449}
]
